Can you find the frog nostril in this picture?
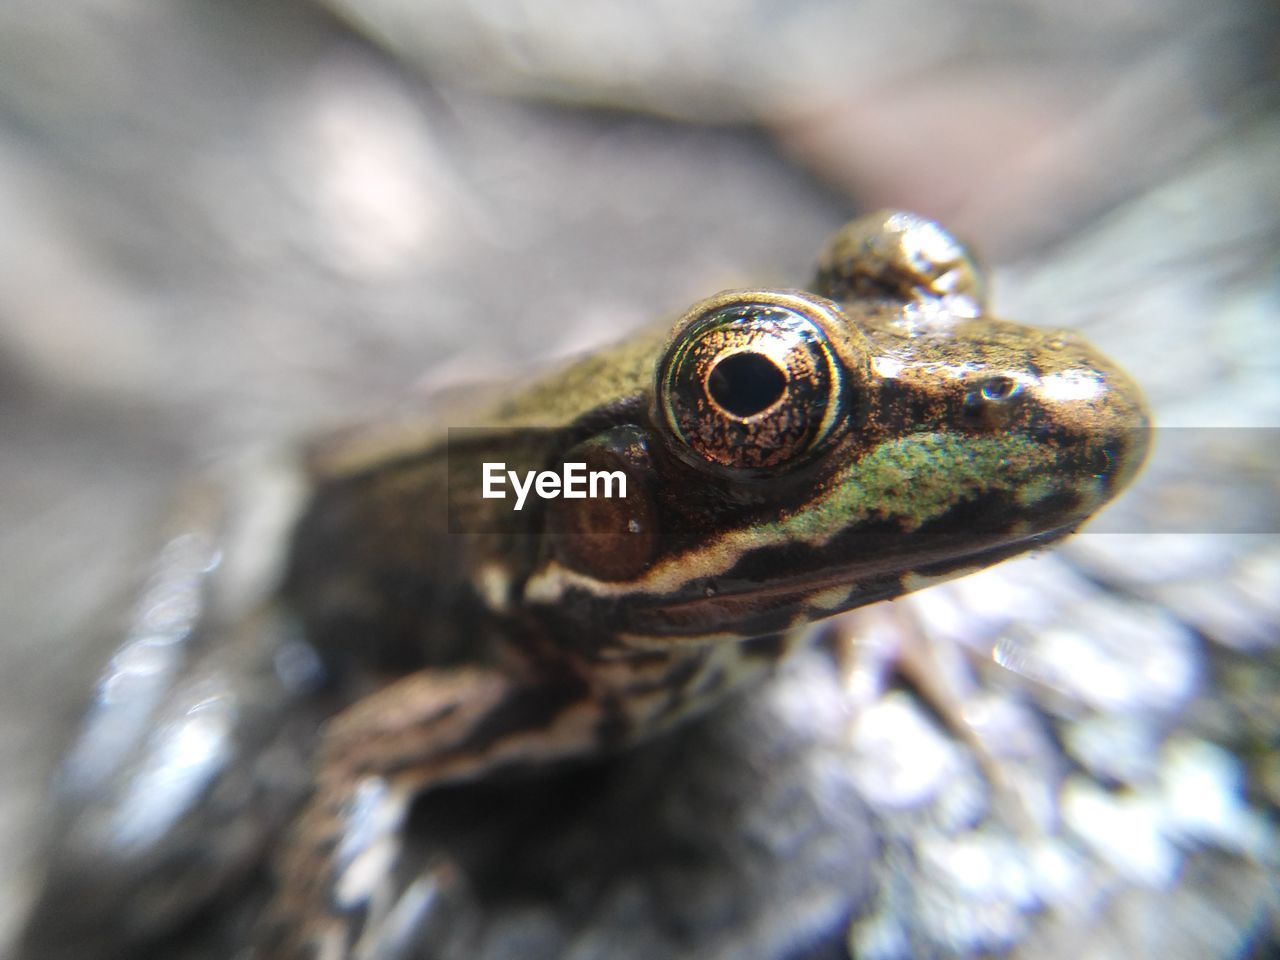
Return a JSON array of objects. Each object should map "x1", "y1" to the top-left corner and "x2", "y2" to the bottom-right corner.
[
  {"x1": 706, "y1": 352, "x2": 787, "y2": 419},
  {"x1": 981, "y1": 375, "x2": 1020, "y2": 402},
  {"x1": 964, "y1": 374, "x2": 1026, "y2": 431}
]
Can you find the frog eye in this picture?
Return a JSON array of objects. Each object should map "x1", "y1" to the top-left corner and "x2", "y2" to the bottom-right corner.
[
  {"x1": 656, "y1": 293, "x2": 848, "y2": 475},
  {"x1": 814, "y1": 210, "x2": 987, "y2": 317}
]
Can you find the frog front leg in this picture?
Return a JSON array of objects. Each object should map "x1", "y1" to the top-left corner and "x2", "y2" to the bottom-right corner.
[{"x1": 258, "y1": 664, "x2": 602, "y2": 960}]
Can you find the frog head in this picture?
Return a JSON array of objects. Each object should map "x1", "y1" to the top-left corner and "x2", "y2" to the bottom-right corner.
[{"x1": 524, "y1": 212, "x2": 1150, "y2": 647}]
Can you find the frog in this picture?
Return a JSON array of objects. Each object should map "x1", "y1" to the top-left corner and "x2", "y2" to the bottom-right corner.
[{"x1": 16, "y1": 211, "x2": 1150, "y2": 960}]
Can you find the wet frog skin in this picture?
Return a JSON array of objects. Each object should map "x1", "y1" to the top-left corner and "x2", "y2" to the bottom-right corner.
[{"x1": 18, "y1": 212, "x2": 1149, "y2": 960}]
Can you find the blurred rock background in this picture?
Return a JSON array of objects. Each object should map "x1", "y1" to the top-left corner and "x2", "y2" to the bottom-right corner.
[{"x1": 0, "y1": 0, "x2": 1277, "y2": 957}]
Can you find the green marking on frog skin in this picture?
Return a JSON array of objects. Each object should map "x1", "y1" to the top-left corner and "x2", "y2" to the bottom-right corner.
[
  {"x1": 528, "y1": 432, "x2": 1057, "y2": 601},
  {"x1": 1015, "y1": 475, "x2": 1057, "y2": 509},
  {"x1": 764, "y1": 432, "x2": 1050, "y2": 543}
]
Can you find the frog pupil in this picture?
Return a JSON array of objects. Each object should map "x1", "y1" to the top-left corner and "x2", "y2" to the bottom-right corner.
[{"x1": 706, "y1": 352, "x2": 787, "y2": 418}]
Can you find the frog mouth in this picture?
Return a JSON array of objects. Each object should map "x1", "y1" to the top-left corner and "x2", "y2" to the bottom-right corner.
[{"x1": 624, "y1": 522, "x2": 1078, "y2": 639}]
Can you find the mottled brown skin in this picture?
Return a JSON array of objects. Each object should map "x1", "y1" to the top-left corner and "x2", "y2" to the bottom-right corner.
[{"x1": 257, "y1": 212, "x2": 1149, "y2": 959}]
